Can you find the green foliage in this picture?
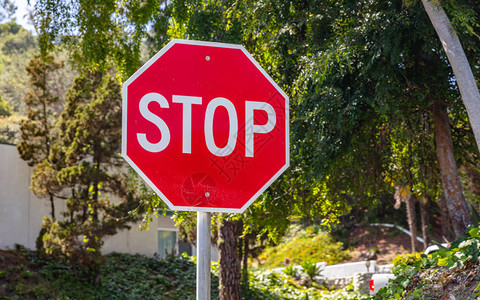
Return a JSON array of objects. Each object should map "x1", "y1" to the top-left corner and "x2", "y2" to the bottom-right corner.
[
  {"x1": 18, "y1": 54, "x2": 62, "y2": 166},
  {"x1": 375, "y1": 224, "x2": 480, "y2": 299},
  {"x1": 99, "y1": 253, "x2": 212, "y2": 299},
  {"x1": 0, "y1": 22, "x2": 37, "y2": 113},
  {"x1": 294, "y1": 0, "x2": 447, "y2": 196},
  {"x1": 0, "y1": 96, "x2": 12, "y2": 116},
  {"x1": 0, "y1": 249, "x2": 371, "y2": 299},
  {"x1": 282, "y1": 264, "x2": 297, "y2": 277},
  {"x1": 0, "y1": 20, "x2": 21, "y2": 35},
  {"x1": 0, "y1": 114, "x2": 23, "y2": 144},
  {"x1": 313, "y1": 286, "x2": 371, "y2": 300},
  {"x1": 123, "y1": 168, "x2": 169, "y2": 231},
  {"x1": 38, "y1": 69, "x2": 142, "y2": 282},
  {"x1": 0, "y1": 0, "x2": 16, "y2": 22},
  {"x1": 244, "y1": 270, "x2": 324, "y2": 299},
  {"x1": 34, "y1": 0, "x2": 162, "y2": 77},
  {"x1": 17, "y1": 53, "x2": 65, "y2": 225},
  {"x1": 301, "y1": 261, "x2": 323, "y2": 285},
  {"x1": 259, "y1": 227, "x2": 350, "y2": 269},
  {"x1": 0, "y1": 250, "x2": 219, "y2": 299},
  {"x1": 288, "y1": 0, "x2": 480, "y2": 239},
  {"x1": 168, "y1": 0, "x2": 244, "y2": 44},
  {"x1": 1, "y1": 26, "x2": 35, "y2": 54},
  {"x1": 392, "y1": 252, "x2": 423, "y2": 267},
  {"x1": 0, "y1": 24, "x2": 75, "y2": 115},
  {"x1": 244, "y1": 270, "x2": 369, "y2": 300},
  {"x1": 442, "y1": 0, "x2": 480, "y2": 41}
]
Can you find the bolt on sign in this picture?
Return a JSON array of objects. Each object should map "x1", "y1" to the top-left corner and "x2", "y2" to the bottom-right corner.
[{"x1": 122, "y1": 39, "x2": 289, "y2": 213}]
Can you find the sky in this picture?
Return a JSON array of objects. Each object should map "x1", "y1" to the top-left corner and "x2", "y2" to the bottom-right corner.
[{"x1": 13, "y1": 0, "x2": 35, "y2": 31}]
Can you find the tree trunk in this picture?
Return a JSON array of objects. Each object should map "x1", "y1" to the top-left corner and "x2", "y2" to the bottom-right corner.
[
  {"x1": 49, "y1": 194, "x2": 55, "y2": 220},
  {"x1": 438, "y1": 193, "x2": 452, "y2": 239},
  {"x1": 405, "y1": 194, "x2": 418, "y2": 253},
  {"x1": 419, "y1": 197, "x2": 429, "y2": 249},
  {"x1": 433, "y1": 102, "x2": 472, "y2": 238},
  {"x1": 422, "y1": 0, "x2": 480, "y2": 151},
  {"x1": 241, "y1": 235, "x2": 249, "y2": 288},
  {"x1": 219, "y1": 219, "x2": 242, "y2": 300}
]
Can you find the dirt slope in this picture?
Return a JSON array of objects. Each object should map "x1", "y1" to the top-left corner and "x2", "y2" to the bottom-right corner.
[{"x1": 343, "y1": 225, "x2": 414, "y2": 265}]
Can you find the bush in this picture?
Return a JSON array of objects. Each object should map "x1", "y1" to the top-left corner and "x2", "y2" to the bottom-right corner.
[
  {"x1": 244, "y1": 269, "x2": 369, "y2": 300},
  {"x1": 375, "y1": 225, "x2": 480, "y2": 299},
  {"x1": 0, "y1": 98, "x2": 12, "y2": 116},
  {"x1": 282, "y1": 264, "x2": 297, "y2": 277},
  {"x1": 1, "y1": 249, "x2": 366, "y2": 299},
  {"x1": 0, "y1": 251, "x2": 220, "y2": 299},
  {"x1": 259, "y1": 228, "x2": 350, "y2": 269},
  {"x1": 391, "y1": 252, "x2": 422, "y2": 267},
  {"x1": 302, "y1": 261, "x2": 322, "y2": 283}
]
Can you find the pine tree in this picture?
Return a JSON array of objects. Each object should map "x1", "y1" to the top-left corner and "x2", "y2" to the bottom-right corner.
[
  {"x1": 41, "y1": 69, "x2": 140, "y2": 282},
  {"x1": 18, "y1": 54, "x2": 63, "y2": 220}
]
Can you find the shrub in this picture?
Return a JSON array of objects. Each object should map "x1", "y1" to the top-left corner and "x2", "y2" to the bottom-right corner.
[
  {"x1": 259, "y1": 228, "x2": 350, "y2": 269},
  {"x1": 375, "y1": 225, "x2": 480, "y2": 299},
  {"x1": 0, "y1": 98, "x2": 12, "y2": 116},
  {"x1": 1, "y1": 248, "x2": 369, "y2": 299},
  {"x1": 391, "y1": 252, "x2": 422, "y2": 267},
  {"x1": 282, "y1": 264, "x2": 297, "y2": 277},
  {"x1": 244, "y1": 269, "x2": 368, "y2": 300},
  {"x1": 302, "y1": 261, "x2": 323, "y2": 283}
]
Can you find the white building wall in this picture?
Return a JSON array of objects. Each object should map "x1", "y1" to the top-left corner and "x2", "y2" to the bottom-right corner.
[
  {"x1": 0, "y1": 143, "x2": 45, "y2": 249},
  {"x1": 0, "y1": 143, "x2": 177, "y2": 256},
  {"x1": 103, "y1": 217, "x2": 177, "y2": 256}
]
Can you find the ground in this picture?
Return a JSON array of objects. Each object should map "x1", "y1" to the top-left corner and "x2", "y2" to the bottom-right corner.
[
  {"x1": 409, "y1": 261, "x2": 480, "y2": 299},
  {"x1": 343, "y1": 225, "x2": 413, "y2": 265},
  {"x1": 0, "y1": 247, "x2": 42, "y2": 297},
  {"x1": 344, "y1": 226, "x2": 480, "y2": 299},
  {"x1": 0, "y1": 247, "x2": 26, "y2": 270}
]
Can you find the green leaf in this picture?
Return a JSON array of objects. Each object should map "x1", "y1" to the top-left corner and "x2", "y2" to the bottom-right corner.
[
  {"x1": 469, "y1": 227, "x2": 480, "y2": 238},
  {"x1": 437, "y1": 257, "x2": 450, "y2": 267},
  {"x1": 404, "y1": 266, "x2": 417, "y2": 277}
]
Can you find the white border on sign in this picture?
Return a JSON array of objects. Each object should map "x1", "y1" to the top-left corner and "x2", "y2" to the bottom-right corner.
[{"x1": 122, "y1": 39, "x2": 289, "y2": 213}]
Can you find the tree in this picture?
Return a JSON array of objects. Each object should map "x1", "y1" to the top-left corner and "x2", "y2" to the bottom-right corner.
[
  {"x1": 433, "y1": 101, "x2": 472, "y2": 237},
  {"x1": 421, "y1": 0, "x2": 480, "y2": 153},
  {"x1": 0, "y1": 93, "x2": 19, "y2": 144},
  {"x1": 41, "y1": 69, "x2": 140, "y2": 282},
  {"x1": 1, "y1": 25, "x2": 35, "y2": 54},
  {"x1": 394, "y1": 186, "x2": 419, "y2": 252},
  {"x1": 0, "y1": 95, "x2": 12, "y2": 116},
  {"x1": 18, "y1": 54, "x2": 63, "y2": 220},
  {"x1": 0, "y1": 22, "x2": 37, "y2": 113},
  {"x1": 236, "y1": 0, "x2": 479, "y2": 244},
  {"x1": 218, "y1": 217, "x2": 242, "y2": 299},
  {"x1": 34, "y1": 0, "x2": 160, "y2": 76},
  {"x1": 0, "y1": 0, "x2": 16, "y2": 22},
  {"x1": 32, "y1": 0, "x2": 159, "y2": 282},
  {"x1": 292, "y1": 0, "x2": 478, "y2": 239},
  {"x1": 419, "y1": 0, "x2": 480, "y2": 236}
]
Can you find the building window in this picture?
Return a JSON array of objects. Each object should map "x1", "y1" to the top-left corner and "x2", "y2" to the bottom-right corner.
[{"x1": 157, "y1": 229, "x2": 177, "y2": 259}]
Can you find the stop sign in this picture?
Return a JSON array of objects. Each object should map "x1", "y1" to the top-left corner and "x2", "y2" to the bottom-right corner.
[{"x1": 122, "y1": 39, "x2": 289, "y2": 213}]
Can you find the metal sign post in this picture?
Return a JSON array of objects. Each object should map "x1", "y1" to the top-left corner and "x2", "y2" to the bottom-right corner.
[{"x1": 196, "y1": 211, "x2": 211, "y2": 300}]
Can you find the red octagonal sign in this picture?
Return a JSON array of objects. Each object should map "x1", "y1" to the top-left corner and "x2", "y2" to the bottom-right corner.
[{"x1": 122, "y1": 39, "x2": 289, "y2": 213}]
